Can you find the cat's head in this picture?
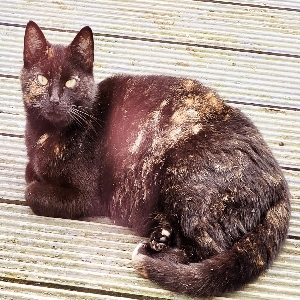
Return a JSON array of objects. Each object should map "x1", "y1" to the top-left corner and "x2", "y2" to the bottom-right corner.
[{"x1": 21, "y1": 21, "x2": 96, "y2": 128}]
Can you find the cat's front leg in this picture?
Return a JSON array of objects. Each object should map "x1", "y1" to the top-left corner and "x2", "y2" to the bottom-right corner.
[{"x1": 25, "y1": 180, "x2": 88, "y2": 219}]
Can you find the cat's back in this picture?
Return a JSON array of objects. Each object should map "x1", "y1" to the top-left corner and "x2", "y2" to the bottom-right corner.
[
  {"x1": 98, "y1": 74, "x2": 279, "y2": 231},
  {"x1": 100, "y1": 75, "x2": 232, "y2": 163}
]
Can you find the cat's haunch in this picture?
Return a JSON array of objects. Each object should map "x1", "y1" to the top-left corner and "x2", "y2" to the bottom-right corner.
[{"x1": 21, "y1": 21, "x2": 290, "y2": 297}]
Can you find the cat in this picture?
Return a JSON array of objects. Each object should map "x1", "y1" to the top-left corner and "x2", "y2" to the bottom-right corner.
[{"x1": 21, "y1": 21, "x2": 290, "y2": 297}]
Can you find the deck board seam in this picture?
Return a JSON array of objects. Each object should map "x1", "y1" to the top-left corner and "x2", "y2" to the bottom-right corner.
[
  {"x1": 0, "y1": 277, "x2": 154, "y2": 300},
  {"x1": 0, "y1": 22, "x2": 299, "y2": 59},
  {"x1": 197, "y1": 0, "x2": 300, "y2": 12}
]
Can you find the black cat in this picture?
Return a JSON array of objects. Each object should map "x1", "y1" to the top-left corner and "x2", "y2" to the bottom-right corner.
[{"x1": 21, "y1": 21, "x2": 290, "y2": 297}]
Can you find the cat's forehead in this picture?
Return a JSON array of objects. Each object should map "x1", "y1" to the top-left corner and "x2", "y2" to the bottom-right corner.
[
  {"x1": 44, "y1": 44, "x2": 66, "y2": 62},
  {"x1": 38, "y1": 44, "x2": 71, "y2": 74}
]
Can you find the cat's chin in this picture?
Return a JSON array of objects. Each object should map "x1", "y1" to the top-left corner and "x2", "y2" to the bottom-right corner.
[{"x1": 43, "y1": 113, "x2": 70, "y2": 128}]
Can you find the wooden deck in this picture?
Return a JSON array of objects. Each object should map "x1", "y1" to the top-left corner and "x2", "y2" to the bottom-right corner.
[{"x1": 0, "y1": 0, "x2": 299, "y2": 299}]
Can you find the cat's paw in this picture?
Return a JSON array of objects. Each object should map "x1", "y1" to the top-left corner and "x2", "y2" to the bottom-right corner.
[
  {"x1": 132, "y1": 240, "x2": 189, "y2": 267},
  {"x1": 150, "y1": 228, "x2": 172, "y2": 252},
  {"x1": 132, "y1": 242, "x2": 150, "y2": 278},
  {"x1": 132, "y1": 242, "x2": 146, "y2": 260}
]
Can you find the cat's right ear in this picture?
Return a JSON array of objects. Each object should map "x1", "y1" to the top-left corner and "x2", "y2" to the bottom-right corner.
[
  {"x1": 69, "y1": 26, "x2": 94, "y2": 73},
  {"x1": 23, "y1": 21, "x2": 48, "y2": 68}
]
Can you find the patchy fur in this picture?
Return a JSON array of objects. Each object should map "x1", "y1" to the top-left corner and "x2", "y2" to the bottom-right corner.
[{"x1": 21, "y1": 21, "x2": 290, "y2": 297}]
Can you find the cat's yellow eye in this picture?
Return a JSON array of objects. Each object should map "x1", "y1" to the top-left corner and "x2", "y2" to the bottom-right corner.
[
  {"x1": 37, "y1": 74, "x2": 48, "y2": 86},
  {"x1": 65, "y1": 78, "x2": 77, "y2": 89}
]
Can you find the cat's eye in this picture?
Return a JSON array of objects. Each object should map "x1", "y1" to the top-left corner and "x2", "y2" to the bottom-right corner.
[
  {"x1": 65, "y1": 78, "x2": 77, "y2": 89},
  {"x1": 37, "y1": 75, "x2": 48, "y2": 86}
]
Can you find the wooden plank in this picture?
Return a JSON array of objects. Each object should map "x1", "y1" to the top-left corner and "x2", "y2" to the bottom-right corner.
[
  {"x1": 0, "y1": 0, "x2": 299, "y2": 299},
  {"x1": 0, "y1": 203, "x2": 187, "y2": 300},
  {"x1": 212, "y1": 0, "x2": 300, "y2": 10},
  {"x1": 1, "y1": 25, "x2": 299, "y2": 110},
  {"x1": 0, "y1": 281, "x2": 138, "y2": 300},
  {"x1": 1, "y1": 0, "x2": 300, "y2": 56},
  {"x1": 0, "y1": 203, "x2": 298, "y2": 300}
]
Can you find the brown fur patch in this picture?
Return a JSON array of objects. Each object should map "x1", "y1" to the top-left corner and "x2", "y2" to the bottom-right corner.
[
  {"x1": 136, "y1": 267, "x2": 149, "y2": 279},
  {"x1": 256, "y1": 254, "x2": 265, "y2": 267},
  {"x1": 201, "y1": 91, "x2": 226, "y2": 117},
  {"x1": 46, "y1": 46, "x2": 55, "y2": 58},
  {"x1": 53, "y1": 144, "x2": 66, "y2": 157},
  {"x1": 23, "y1": 77, "x2": 46, "y2": 105},
  {"x1": 37, "y1": 133, "x2": 49, "y2": 147},
  {"x1": 182, "y1": 79, "x2": 196, "y2": 91}
]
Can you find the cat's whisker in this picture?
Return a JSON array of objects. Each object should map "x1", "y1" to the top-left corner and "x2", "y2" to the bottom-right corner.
[
  {"x1": 69, "y1": 107, "x2": 98, "y2": 133},
  {"x1": 69, "y1": 110, "x2": 85, "y2": 128},
  {"x1": 69, "y1": 108, "x2": 89, "y2": 127},
  {"x1": 70, "y1": 107, "x2": 93, "y2": 125},
  {"x1": 73, "y1": 106, "x2": 102, "y2": 127},
  {"x1": 76, "y1": 106, "x2": 102, "y2": 125}
]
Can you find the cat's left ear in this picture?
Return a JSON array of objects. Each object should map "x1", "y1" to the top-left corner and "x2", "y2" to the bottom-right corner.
[
  {"x1": 69, "y1": 26, "x2": 94, "y2": 72},
  {"x1": 23, "y1": 21, "x2": 49, "y2": 68}
]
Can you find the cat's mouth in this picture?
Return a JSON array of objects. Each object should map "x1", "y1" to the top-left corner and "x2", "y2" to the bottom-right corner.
[{"x1": 43, "y1": 106, "x2": 70, "y2": 126}]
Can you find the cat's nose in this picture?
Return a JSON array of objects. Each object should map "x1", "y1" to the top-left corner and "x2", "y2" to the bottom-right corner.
[
  {"x1": 49, "y1": 84, "x2": 60, "y2": 105},
  {"x1": 50, "y1": 96, "x2": 60, "y2": 105},
  {"x1": 50, "y1": 91, "x2": 60, "y2": 105}
]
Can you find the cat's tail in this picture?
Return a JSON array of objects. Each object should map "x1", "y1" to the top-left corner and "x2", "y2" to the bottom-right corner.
[{"x1": 132, "y1": 198, "x2": 290, "y2": 297}]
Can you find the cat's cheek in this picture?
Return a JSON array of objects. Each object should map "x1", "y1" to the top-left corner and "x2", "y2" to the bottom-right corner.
[
  {"x1": 23, "y1": 94, "x2": 34, "y2": 106},
  {"x1": 23, "y1": 78, "x2": 48, "y2": 106}
]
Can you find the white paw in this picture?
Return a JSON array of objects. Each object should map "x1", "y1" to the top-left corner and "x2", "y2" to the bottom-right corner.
[
  {"x1": 132, "y1": 242, "x2": 145, "y2": 261},
  {"x1": 150, "y1": 240, "x2": 166, "y2": 251},
  {"x1": 149, "y1": 228, "x2": 171, "y2": 251},
  {"x1": 161, "y1": 229, "x2": 171, "y2": 238},
  {"x1": 131, "y1": 242, "x2": 149, "y2": 279}
]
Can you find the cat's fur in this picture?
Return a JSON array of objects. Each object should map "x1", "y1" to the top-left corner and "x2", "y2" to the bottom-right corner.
[{"x1": 21, "y1": 21, "x2": 290, "y2": 297}]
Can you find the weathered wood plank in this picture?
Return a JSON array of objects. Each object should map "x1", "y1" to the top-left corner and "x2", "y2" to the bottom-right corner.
[
  {"x1": 0, "y1": 0, "x2": 299, "y2": 299},
  {"x1": 0, "y1": 281, "x2": 137, "y2": 300},
  {"x1": 1, "y1": 25, "x2": 299, "y2": 110},
  {"x1": 0, "y1": 203, "x2": 298, "y2": 300},
  {"x1": 1, "y1": 0, "x2": 300, "y2": 55},
  {"x1": 212, "y1": 0, "x2": 300, "y2": 10}
]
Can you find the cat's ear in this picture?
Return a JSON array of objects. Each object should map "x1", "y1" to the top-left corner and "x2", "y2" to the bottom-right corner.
[
  {"x1": 69, "y1": 26, "x2": 94, "y2": 72},
  {"x1": 23, "y1": 21, "x2": 49, "y2": 68}
]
